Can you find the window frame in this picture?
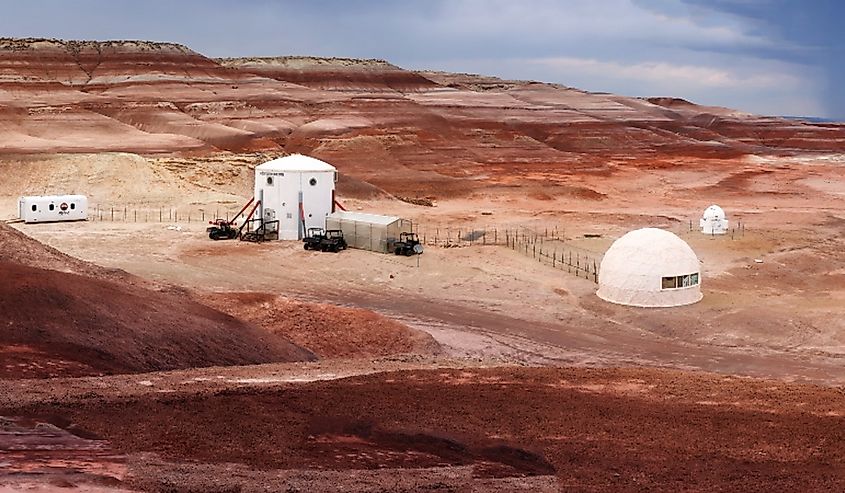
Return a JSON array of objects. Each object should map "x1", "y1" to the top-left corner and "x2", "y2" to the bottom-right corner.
[{"x1": 661, "y1": 272, "x2": 700, "y2": 290}]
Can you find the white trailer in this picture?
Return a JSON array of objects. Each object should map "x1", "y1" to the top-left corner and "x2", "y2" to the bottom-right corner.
[
  {"x1": 253, "y1": 154, "x2": 337, "y2": 240},
  {"x1": 18, "y1": 195, "x2": 88, "y2": 223}
]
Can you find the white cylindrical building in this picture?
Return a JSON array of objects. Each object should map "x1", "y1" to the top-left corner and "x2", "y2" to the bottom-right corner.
[
  {"x1": 597, "y1": 228, "x2": 702, "y2": 307},
  {"x1": 253, "y1": 154, "x2": 337, "y2": 240},
  {"x1": 700, "y1": 204, "x2": 728, "y2": 235}
]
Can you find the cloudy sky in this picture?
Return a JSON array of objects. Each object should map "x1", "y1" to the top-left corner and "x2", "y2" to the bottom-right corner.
[{"x1": 2, "y1": 0, "x2": 841, "y2": 119}]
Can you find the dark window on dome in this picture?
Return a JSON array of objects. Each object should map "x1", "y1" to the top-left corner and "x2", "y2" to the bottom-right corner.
[
  {"x1": 70, "y1": 203, "x2": 76, "y2": 210},
  {"x1": 662, "y1": 273, "x2": 700, "y2": 290},
  {"x1": 309, "y1": 177, "x2": 317, "y2": 186},
  {"x1": 49, "y1": 204, "x2": 54, "y2": 211},
  {"x1": 31, "y1": 204, "x2": 37, "y2": 212},
  {"x1": 267, "y1": 176, "x2": 274, "y2": 185}
]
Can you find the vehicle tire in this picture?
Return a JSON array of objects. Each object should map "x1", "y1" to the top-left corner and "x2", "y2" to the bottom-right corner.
[
  {"x1": 304, "y1": 243, "x2": 310, "y2": 250},
  {"x1": 394, "y1": 248, "x2": 401, "y2": 255},
  {"x1": 404, "y1": 249, "x2": 412, "y2": 256}
]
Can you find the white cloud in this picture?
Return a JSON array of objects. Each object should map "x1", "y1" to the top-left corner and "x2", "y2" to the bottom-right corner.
[
  {"x1": 528, "y1": 57, "x2": 805, "y2": 90},
  {"x1": 429, "y1": 0, "x2": 770, "y2": 50}
]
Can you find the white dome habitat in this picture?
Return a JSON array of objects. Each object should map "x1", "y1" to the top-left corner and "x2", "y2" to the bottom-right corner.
[
  {"x1": 700, "y1": 204, "x2": 728, "y2": 235},
  {"x1": 597, "y1": 228, "x2": 702, "y2": 308}
]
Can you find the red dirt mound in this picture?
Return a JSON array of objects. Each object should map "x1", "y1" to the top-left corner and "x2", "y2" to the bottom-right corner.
[
  {"x1": 0, "y1": 261, "x2": 314, "y2": 378},
  {"x1": 201, "y1": 292, "x2": 442, "y2": 359},
  {"x1": 0, "y1": 222, "x2": 127, "y2": 281}
]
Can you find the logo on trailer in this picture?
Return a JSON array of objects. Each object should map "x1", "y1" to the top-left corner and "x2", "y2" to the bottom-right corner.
[{"x1": 59, "y1": 202, "x2": 69, "y2": 215}]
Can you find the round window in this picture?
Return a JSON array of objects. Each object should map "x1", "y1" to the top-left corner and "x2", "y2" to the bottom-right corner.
[
  {"x1": 309, "y1": 177, "x2": 317, "y2": 186},
  {"x1": 266, "y1": 176, "x2": 274, "y2": 185}
]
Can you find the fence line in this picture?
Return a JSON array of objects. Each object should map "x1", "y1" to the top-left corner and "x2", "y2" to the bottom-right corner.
[
  {"x1": 89, "y1": 205, "x2": 245, "y2": 225},
  {"x1": 413, "y1": 222, "x2": 600, "y2": 283},
  {"x1": 89, "y1": 205, "x2": 749, "y2": 284}
]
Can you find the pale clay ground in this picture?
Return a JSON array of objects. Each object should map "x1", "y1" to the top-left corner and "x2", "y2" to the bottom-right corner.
[{"x1": 3, "y1": 151, "x2": 845, "y2": 384}]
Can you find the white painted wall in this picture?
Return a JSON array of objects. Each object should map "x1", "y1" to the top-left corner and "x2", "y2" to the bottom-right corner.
[
  {"x1": 253, "y1": 169, "x2": 335, "y2": 240},
  {"x1": 18, "y1": 195, "x2": 88, "y2": 223}
]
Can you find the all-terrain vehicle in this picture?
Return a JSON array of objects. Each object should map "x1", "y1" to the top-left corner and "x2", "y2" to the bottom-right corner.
[
  {"x1": 303, "y1": 227, "x2": 326, "y2": 250},
  {"x1": 319, "y1": 229, "x2": 347, "y2": 252},
  {"x1": 207, "y1": 219, "x2": 239, "y2": 240},
  {"x1": 393, "y1": 231, "x2": 423, "y2": 256}
]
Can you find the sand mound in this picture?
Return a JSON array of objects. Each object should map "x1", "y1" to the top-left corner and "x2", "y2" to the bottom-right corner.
[
  {"x1": 0, "y1": 261, "x2": 314, "y2": 378},
  {"x1": 202, "y1": 292, "x2": 442, "y2": 359}
]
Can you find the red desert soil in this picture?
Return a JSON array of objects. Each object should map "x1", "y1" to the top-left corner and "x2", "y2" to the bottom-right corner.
[
  {"x1": 201, "y1": 292, "x2": 442, "y2": 358},
  {"x1": 0, "y1": 260, "x2": 314, "y2": 378},
  {"x1": 3, "y1": 367, "x2": 843, "y2": 492},
  {"x1": 0, "y1": 223, "x2": 313, "y2": 378}
]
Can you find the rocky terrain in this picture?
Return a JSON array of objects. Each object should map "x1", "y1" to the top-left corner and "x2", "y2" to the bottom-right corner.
[
  {"x1": 1, "y1": 38, "x2": 844, "y2": 200},
  {"x1": 2, "y1": 37, "x2": 845, "y2": 491}
]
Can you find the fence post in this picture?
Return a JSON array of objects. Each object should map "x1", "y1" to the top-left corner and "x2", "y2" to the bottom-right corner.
[
  {"x1": 110, "y1": 207, "x2": 114, "y2": 221},
  {"x1": 134, "y1": 210, "x2": 137, "y2": 222}
]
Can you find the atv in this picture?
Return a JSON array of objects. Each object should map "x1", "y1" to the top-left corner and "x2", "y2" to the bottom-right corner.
[
  {"x1": 319, "y1": 229, "x2": 347, "y2": 252},
  {"x1": 207, "y1": 218, "x2": 239, "y2": 240},
  {"x1": 393, "y1": 231, "x2": 423, "y2": 256},
  {"x1": 303, "y1": 227, "x2": 326, "y2": 250}
]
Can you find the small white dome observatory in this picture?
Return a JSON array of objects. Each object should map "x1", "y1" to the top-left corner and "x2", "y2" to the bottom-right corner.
[
  {"x1": 597, "y1": 228, "x2": 702, "y2": 308},
  {"x1": 700, "y1": 204, "x2": 728, "y2": 235}
]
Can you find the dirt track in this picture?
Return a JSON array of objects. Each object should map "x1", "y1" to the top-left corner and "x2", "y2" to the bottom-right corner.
[{"x1": 15, "y1": 217, "x2": 845, "y2": 386}]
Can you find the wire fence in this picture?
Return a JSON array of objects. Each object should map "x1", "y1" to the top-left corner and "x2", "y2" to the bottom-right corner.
[
  {"x1": 89, "y1": 205, "x2": 246, "y2": 225},
  {"x1": 413, "y1": 223, "x2": 601, "y2": 283},
  {"x1": 88, "y1": 204, "x2": 749, "y2": 285},
  {"x1": 678, "y1": 218, "x2": 747, "y2": 240}
]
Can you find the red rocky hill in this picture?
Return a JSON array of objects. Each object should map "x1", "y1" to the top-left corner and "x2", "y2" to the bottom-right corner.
[{"x1": 1, "y1": 37, "x2": 843, "y2": 199}]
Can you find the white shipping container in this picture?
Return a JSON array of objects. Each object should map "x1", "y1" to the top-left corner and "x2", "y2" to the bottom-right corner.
[{"x1": 18, "y1": 195, "x2": 88, "y2": 223}]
